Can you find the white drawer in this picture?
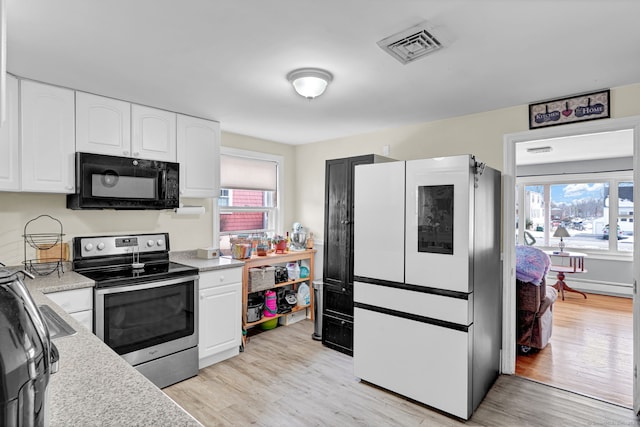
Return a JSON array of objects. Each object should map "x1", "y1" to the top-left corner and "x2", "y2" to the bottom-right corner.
[
  {"x1": 199, "y1": 267, "x2": 243, "y2": 290},
  {"x1": 354, "y1": 281, "x2": 472, "y2": 326},
  {"x1": 354, "y1": 307, "x2": 472, "y2": 419},
  {"x1": 46, "y1": 287, "x2": 93, "y2": 314}
]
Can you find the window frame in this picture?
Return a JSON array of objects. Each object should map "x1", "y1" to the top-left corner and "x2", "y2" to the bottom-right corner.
[
  {"x1": 516, "y1": 170, "x2": 633, "y2": 256},
  {"x1": 216, "y1": 147, "x2": 284, "y2": 245}
]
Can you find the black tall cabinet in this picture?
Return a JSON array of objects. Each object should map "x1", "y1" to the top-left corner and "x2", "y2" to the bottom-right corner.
[{"x1": 322, "y1": 154, "x2": 391, "y2": 355}]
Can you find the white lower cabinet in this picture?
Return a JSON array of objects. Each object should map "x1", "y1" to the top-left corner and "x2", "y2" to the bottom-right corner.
[
  {"x1": 46, "y1": 287, "x2": 93, "y2": 331},
  {"x1": 69, "y1": 309, "x2": 93, "y2": 331},
  {"x1": 198, "y1": 267, "x2": 242, "y2": 369}
]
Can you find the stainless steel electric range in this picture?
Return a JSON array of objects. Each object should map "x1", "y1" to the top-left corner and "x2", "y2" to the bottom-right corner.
[{"x1": 72, "y1": 233, "x2": 199, "y2": 388}]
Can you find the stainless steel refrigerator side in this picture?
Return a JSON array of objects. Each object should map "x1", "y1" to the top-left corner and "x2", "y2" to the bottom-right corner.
[{"x1": 470, "y1": 164, "x2": 502, "y2": 413}]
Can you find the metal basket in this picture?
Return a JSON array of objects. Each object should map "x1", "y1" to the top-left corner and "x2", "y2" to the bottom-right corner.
[{"x1": 248, "y1": 266, "x2": 275, "y2": 292}]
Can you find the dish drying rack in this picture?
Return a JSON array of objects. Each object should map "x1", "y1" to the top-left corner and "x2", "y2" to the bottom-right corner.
[{"x1": 23, "y1": 214, "x2": 66, "y2": 277}]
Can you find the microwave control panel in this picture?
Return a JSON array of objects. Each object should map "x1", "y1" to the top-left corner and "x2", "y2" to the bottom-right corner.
[{"x1": 165, "y1": 168, "x2": 180, "y2": 205}]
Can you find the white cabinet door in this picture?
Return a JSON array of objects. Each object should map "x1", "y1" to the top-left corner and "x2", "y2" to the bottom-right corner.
[
  {"x1": 0, "y1": 75, "x2": 20, "y2": 191},
  {"x1": 199, "y1": 281, "x2": 242, "y2": 364},
  {"x1": 46, "y1": 287, "x2": 93, "y2": 313},
  {"x1": 76, "y1": 92, "x2": 131, "y2": 157},
  {"x1": 69, "y1": 309, "x2": 93, "y2": 331},
  {"x1": 131, "y1": 104, "x2": 176, "y2": 162},
  {"x1": 177, "y1": 114, "x2": 220, "y2": 198},
  {"x1": 20, "y1": 80, "x2": 75, "y2": 193},
  {"x1": 46, "y1": 287, "x2": 94, "y2": 331}
]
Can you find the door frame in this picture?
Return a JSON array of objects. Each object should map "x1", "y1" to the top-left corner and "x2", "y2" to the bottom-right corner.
[{"x1": 501, "y1": 116, "x2": 640, "y2": 412}]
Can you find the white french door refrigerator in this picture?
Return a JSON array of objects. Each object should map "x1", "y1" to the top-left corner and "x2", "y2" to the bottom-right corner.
[{"x1": 353, "y1": 155, "x2": 501, "y2": 420}]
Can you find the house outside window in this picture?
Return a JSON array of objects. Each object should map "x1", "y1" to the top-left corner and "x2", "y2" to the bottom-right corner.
[
  {"x1": 517, "y1": 172, "x2": 633, "y2": 254},
  {"x1": 217, "y1": 148, "x2": 283, "y2": 254}
]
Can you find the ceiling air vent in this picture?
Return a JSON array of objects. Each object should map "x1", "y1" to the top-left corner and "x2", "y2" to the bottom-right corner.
[{"x1": 378, "y1": 23, "x2": 442, "y2": 65}]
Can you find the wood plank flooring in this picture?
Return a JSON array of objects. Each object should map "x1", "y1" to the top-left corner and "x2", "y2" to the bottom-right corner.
[
  {"x1": 165, "y1": 320, "x2": 639, "y2": 426},
  {"x1": 516, "y1": 292, "x2": 633, "y2": 408}
]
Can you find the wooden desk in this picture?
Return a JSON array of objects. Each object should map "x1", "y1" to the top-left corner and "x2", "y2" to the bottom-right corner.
[{"x1": 546, "y1": 251, "x2": 587, "y2": 300}]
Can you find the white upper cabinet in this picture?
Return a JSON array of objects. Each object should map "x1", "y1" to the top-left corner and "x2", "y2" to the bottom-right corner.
[
  {"x1": 20, "y1": 80, "x2": 75, "y2": 193},
  {"x1": 131, "y1": 104, "x2": 176, "y2": 162},
  {"x1": 77, "y1": 94, "x2": 177, "y2": 162},
  {"x1": 0, "y1": 75, "x2": 20, "y2": 191},
  {"x1": 76, "y1": 92, "x2": 131, "y2": 157},
  {"x1": 177, "y1": 114, "x2": 220, "y2": 198}
]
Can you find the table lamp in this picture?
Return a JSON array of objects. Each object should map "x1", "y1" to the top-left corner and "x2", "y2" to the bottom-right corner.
[{"x1": 553, "y1": 225, "x2": 571, "y2": 253}]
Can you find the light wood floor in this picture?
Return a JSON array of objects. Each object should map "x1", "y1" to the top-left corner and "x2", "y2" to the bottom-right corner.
[
  {"x1": 516, "y1": 292, "x2": 633, "y2": 408},
  {"x1": 165, "y1": 320, "x2": 639, "y2": 426}
]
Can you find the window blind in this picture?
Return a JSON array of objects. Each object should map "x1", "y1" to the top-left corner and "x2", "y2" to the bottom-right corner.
[{"x1": 220, "y1": 155, "x2": 277, "y2": 191}]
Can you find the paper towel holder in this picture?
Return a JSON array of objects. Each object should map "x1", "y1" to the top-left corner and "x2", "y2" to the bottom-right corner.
[{"x1": 174, "y1": 205, "x2": 205, "y2": 215}]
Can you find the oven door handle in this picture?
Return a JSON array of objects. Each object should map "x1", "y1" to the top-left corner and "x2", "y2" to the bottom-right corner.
[{"x1": 94, "y1": 274, "x2": 199, "y2": 295}]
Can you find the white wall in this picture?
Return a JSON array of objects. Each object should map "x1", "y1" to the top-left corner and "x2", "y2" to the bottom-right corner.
[{"x1": 548, "y1": 257, "x2": 633, "y2": 297}]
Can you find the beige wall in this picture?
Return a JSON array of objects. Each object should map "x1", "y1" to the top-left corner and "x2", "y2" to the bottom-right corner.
[
  {"x1": 2, "y1": 83, "x2": 639, "y2": 265},
  {"x1": 0, "y1": 192, "x2": 215, "y2": 266},
  {"x1": 295, "y1": 83, "x2": 640, "y2": 241}
]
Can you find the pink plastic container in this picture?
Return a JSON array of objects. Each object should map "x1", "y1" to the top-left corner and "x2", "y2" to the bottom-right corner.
[{"x1": 263, "y1": 290, "x2": 277, "y2": 317}]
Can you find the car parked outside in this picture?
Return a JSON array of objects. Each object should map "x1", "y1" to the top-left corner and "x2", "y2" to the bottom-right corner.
[{"x1": 602, "y1": 224, "x2": 624, "y2": 240}]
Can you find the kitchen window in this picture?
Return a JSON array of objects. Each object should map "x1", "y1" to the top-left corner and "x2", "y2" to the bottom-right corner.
[
  {"x1": 218, "y1": 148, "x2": 283, "y2": 254},
  {"x1": 516, "y1": 172, "x2": 633, "y2": 254}
]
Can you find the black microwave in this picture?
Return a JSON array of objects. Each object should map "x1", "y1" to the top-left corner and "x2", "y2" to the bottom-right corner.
[{"x1": 67, "y1": 152, "x2": 180, "y2": 210}]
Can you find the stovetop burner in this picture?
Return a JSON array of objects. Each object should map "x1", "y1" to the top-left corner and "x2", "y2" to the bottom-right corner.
[{"x1": 77, "y1": 261, "x2": 198, "y2": 288}]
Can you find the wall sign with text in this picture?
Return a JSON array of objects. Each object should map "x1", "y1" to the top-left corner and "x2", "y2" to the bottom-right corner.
[{"x1": 528, "y1": 89, "x2": 610, "y2": 129}]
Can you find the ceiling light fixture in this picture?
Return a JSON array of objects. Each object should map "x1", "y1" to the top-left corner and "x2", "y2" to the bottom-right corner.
[{"x1": 287, "y1": 68, "x2": 333, "y2": 99}]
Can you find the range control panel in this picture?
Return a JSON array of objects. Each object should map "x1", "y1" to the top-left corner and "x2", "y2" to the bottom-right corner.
[{"x1": 79, "y1": 233, "x2": 168, "y2": 258}]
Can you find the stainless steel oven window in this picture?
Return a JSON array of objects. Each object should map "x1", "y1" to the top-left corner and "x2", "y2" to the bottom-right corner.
[{"x1": 95, "y1": 276, "x2": 198, "y2": 366}]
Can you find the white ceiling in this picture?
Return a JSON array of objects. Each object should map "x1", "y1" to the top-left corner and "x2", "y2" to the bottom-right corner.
[{"x1": 6, "y1": 1, "x2": 640, "y2": 145}]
